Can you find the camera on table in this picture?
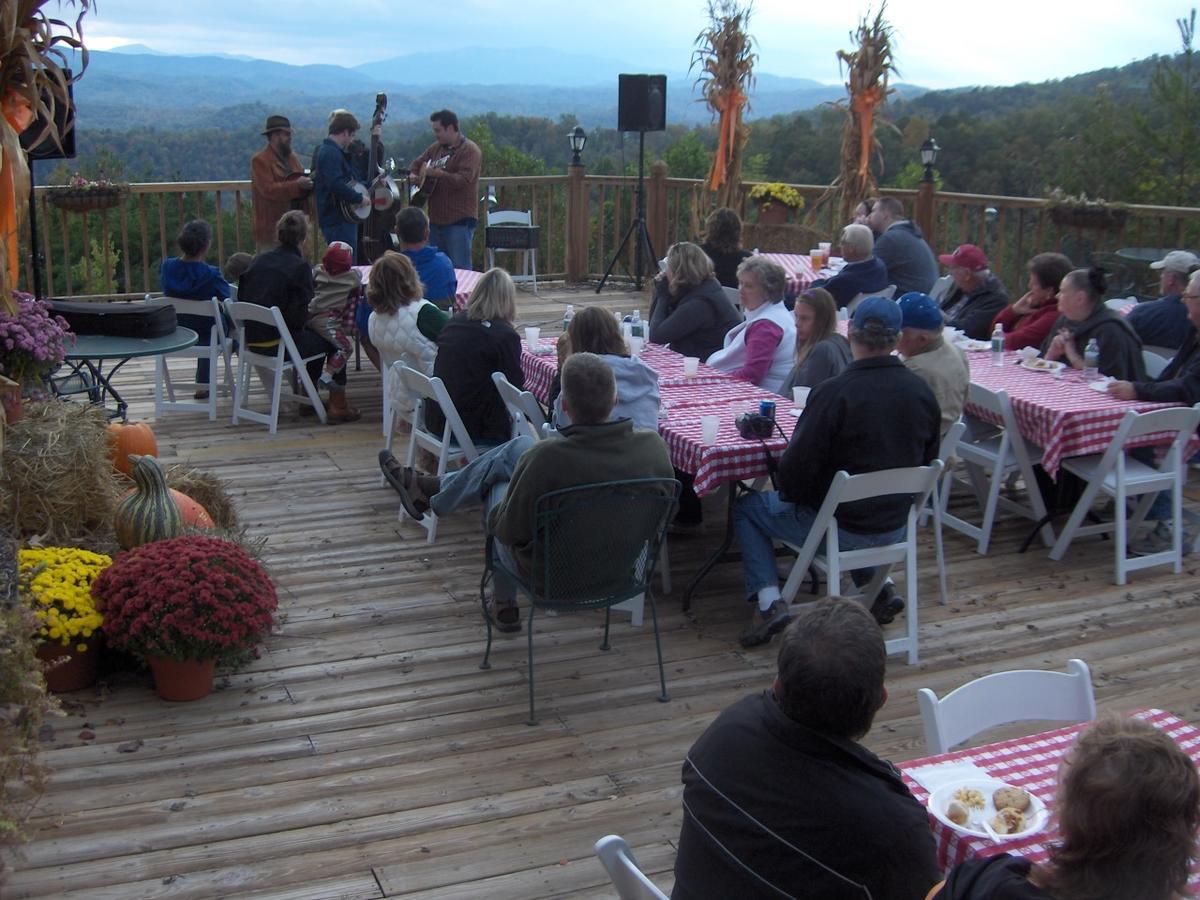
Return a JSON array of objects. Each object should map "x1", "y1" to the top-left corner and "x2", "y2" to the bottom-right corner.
[{"x1": 735, "y1": 412, "x2": 776, "y2": 440}]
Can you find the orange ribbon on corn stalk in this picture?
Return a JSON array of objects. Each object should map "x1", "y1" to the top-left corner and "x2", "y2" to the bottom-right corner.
[
  {"x1": 850, "y1": 84, "x2": 886, "y2": 182},
  {"x1": 706, "y1": 88, "x2": 747, "y2": 193}
]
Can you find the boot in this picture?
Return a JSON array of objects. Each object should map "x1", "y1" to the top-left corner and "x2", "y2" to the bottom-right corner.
[{"x1": 326, "y1": 391, "x2": 361, "y2": 424}]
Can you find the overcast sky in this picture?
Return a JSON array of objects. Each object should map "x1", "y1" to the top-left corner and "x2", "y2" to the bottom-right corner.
[{"x1": 80, "y1": 0, "x2": 1190, "y2": 90}]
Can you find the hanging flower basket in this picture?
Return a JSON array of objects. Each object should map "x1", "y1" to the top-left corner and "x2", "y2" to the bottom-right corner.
[
  {"x1": 47, "y1": 185, "x2": 129, "y2": 213},
  {"x1": 1047, "y1": 204, "x2": 1129, "y2": 230}
]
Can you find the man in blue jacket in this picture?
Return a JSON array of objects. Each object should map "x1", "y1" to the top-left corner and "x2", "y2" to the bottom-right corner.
[
  {"x1": 313, "y1": 110, "x2": 372, "y2": 259},
  {"x1": 867, "y1": 196, "x2": 940, "y2": 296},
  {"x1": 1127, "y1": 249, "x2": 1199, "y2": 352},
  {"x1": 394, "y1": 206, "x2": 458, "y2": 310},
  {"x1": 809, "y1": 222, "x2": 889, "y2": 309}
]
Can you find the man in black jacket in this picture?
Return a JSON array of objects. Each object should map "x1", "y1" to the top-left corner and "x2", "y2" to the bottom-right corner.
[
  {"x1": 732, "y1": 296, "x2": 941, "y2": 647},
  {"x1": 935, "y1": 244, "x2": 1011, "y2": 340},
  {"x1": 672, "y1": 598, "x2": 940, "y2": 900}
]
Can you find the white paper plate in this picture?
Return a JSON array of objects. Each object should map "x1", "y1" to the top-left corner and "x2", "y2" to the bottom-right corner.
[
  {"x1": 955, "y1": 339, "x2": 992, "y2": 352},
  {"x1": 928, "y1": 778, "x2": 1049, "y2": 841},
  {"x1": 1088, "y1": 378, "x2": 1114, "y2": 392},
  {"x1": 788, "y1": 407, "x2": 803, "y2": 417},
  {"x1": 1020, "y1": 358, "x2": 1065, "y2": 374}
]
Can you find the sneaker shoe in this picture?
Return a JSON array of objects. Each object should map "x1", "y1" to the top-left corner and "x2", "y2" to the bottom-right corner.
[
  {"x1": 739, "y1": 599, "x2": 792, "y2": 648},
  {"x1": 1130, "y1": 521, "x2": 1175, "y2": 557},
  {"x1": 869, "y1": 584, "x2": 905, "y2": 626}
]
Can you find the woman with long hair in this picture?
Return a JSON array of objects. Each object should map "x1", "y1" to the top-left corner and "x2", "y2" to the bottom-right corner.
[
  {"x1": 701, "y1": 207, "x2": 752, "y2": 288},
  {"x1": 929, "y1": 715, "x2": 1200, "y2": 900},
  {"x1": 1041, "y1": 267, "x2": 1144, "y2": 380},
  {"x1": 780, "y1": 287, "x2": 850, "y2": 395},
  {"x1": 648, "y1": 241, "x2": 742, "y2": 361}
]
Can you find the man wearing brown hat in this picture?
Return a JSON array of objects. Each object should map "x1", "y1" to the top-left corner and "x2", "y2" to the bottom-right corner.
[
  {"x1": 935, "y1": 243, "x2": 1011, "y2": 340},
  {"x1": 251, "y1": 115, "x2": 312, "y2": 252}
]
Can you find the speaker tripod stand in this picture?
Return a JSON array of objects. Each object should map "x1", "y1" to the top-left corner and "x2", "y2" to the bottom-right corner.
[{"x1": 596, "y1": 131, "x2": 657, "y2": 293}]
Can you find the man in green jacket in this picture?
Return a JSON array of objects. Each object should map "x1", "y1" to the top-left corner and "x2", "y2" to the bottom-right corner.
[{"x1": 380, "y1": 352, "x2": 675, "y2": 630}]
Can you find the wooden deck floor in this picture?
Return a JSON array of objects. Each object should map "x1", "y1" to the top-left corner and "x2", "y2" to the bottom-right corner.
[{"x1": 5, "y1": 282, "x2": 1200, "y2": 899}]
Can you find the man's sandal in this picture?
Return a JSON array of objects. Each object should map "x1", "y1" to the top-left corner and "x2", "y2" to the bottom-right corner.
[{"x1": 485, "y1": 596, "x2": 521, "y2": 633}]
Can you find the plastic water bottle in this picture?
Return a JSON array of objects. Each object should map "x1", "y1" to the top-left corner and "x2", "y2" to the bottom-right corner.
[
  {"x1": 991, "y1": 323, "x2": 1005, "y2": 367},
  {"x1": 631, "y1": 309, "x2": 643, "y2": 339},
  {"x1": 1083, "y1": 338, "x2": 1100, "y2": 381},
  {"x1": 562, "y1": 304, "x2": 574, "y2": 332}
]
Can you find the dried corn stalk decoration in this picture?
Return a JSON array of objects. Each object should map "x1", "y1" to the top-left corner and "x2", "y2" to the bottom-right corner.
[
  {"x1": 692, "y1": 0, "x2": 756, "y2": 211},
  {"x1": 0, "y1": 1, "x2": 90, "y2": 311},
  {"x1": 816, "y1": 5, "x2": 897, "y2": 225}
]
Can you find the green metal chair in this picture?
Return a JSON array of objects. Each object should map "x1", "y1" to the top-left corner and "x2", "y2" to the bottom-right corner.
[{"x1": 479, "y1": 477, "x2": 680, "y2": 725}]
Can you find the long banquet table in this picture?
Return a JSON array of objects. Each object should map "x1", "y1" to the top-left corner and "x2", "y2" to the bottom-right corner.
[
  {"x1": 899, "y1": 708, "x2": 1200, "y2": 890},
  {"x1": 755, "y1": 252, "x2": 843, "y2": 296}
]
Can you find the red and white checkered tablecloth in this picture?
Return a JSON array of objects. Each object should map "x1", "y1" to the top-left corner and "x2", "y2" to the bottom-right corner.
[
  {"x1": 520, "y1": 340, "x2": 796, "y2": 495},
  {"x1": 964, "y1": 350, "x2": 1190, "y2": 477},
  {"x1": 899, "y1": 708, "x2": 1200, "y2": 890},
  {"x1": 756, "y1": 253, "x2": 844, "y2": 296},
  {"x1": 352, "y1": 265, "x2": 481, "y2": 311}
]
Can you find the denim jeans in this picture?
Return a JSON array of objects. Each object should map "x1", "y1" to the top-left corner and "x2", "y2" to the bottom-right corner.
[
  {"x1": 429, "y1": 221, "x2": 475, "y2": 271},
  {"x1": 733, "y1": 490, "x2": 906, "y2": 599},
  {"x1": 320, "y1": 221, "x2": 359, "y2": 262}
]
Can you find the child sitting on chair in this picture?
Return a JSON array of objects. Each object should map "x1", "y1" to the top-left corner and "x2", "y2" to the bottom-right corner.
[{"x1": 307, "y1": 242, "x2": 361, "y2": 384}]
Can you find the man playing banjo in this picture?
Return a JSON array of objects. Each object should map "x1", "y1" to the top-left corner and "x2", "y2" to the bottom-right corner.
[
  {"x1": 314, "y1": 109, "x2": 374, "y2": 261},
  {"x1": 408, "y1": 109, "x2": 482, "y2": 270}
]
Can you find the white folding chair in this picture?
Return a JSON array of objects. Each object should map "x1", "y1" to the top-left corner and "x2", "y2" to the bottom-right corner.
[
  {"x1": 392, "y1": 366, "x2": 481, "y2": 543},
  {"x1": 844, "y1": 283, "x2": 896, "y2": 314},
  {"x1": 485, "y1": 209, "x2": 538, "y2": 292},
  {"x1": 492, "y1": 371, "x2": 547, "y2": 442},
  {"x1": 1048, "y1": 404, "x2": 1200, "y2": 584},
  {"x1": 382, "y1": 362, "x2": 417, "y2": 440},
  {"x1": 152, "y1": 295, "x2": 233, "y2": 421},
  {"x1": 1142, "y1": 349, "x2": 1169, "y2": 379},
  {"x1": 224, "y1": 300, "x2": 327, "y2": 433},
  {"x1": 779, "y1": 463, "x2": 943, "y2": 665},
  {"x1": 941, "y1": 383, "x2": 1053, "y2": 554},
  {"x1": 722, "y1": 285, "x2": 741, "y2": 310},
  {"x1": 926, "y1": 420, "x2": 966, "y2": 605},
  {"x1": 594, "y1": 835, "x2": 668, "y2": 900},
  {"x1": 917, "y1": 658, "x2": 1096, "y2": 754}
]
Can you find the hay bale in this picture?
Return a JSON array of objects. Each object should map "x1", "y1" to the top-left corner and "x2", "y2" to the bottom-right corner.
[
  {"x1": 0, "y1": 402, "x2": 119, "y2": 547},
  {"x1": 164, "y1": 464, "x2": 240, "y2": 531}
]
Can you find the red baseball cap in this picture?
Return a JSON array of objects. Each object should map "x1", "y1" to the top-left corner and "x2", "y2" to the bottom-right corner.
[
  {"x1": 322, "y1": 242, "x2": 353, "y2": 275},
  {"x1": 937, "y1": 243, "x2": 988, "y2": 271}
]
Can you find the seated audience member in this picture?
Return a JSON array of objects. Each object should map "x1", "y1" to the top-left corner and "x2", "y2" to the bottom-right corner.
[
  {"x1": 1041, "y1": 268, "x2": 1144, "y2": 381},
  {"x1": 852, "y1": 198, "x2": 873, "y2": 226},
  {"x1": 222, "y1": 251, "x2": 254, "y2": 287},
  {"x1": 428, "y1": 267, "x2": 524, "y2": 446},
  {"x1": 307, "y1": 241, "x2": 362, "y2": 383},
  {"x1": 936, "y1": 244, "x2": 1011, "y2": 340},
  {"x1": 238, "y1": 210, "x2": 362, "y2": 423},
  {"x1": 733, "y1": 297, "x2": 940, "y2": 647},
  {"x1": 991, "y1": 252, "x2": 1073, "y2": 351},
  {"x1": 160, "y1": 219, "x2": 232, "y2": 399},
  {"x1": 867, "y1": 196, "x2": 940, "y2": 296},
  {"x1": 649, "y1": 241, "x2": 742, "y2": 361},
  {"x1": 379, "y1": 353, "x2": 674, "y2": 630},
  {"x1": 367, "y1": 251, "x2": 449, "y2": 422},
  {"x1": 1126, "y1": 249, "x2": 1200, "y2": 352},
  {"x1": 810, "y1": 222, "x2": 889, "y2": 309},
  {"x1": 897, "y1": 292, "x2": 970, "y2": 437},
  {"x1": 929, "y1": 716, "x2": 1200, "y2": 900},
  {"x1": 551, "y1": 306, "x2": 659, "y2": 431},
  {"x1": 672, "y1": 598, "x2": 940, "y2": 900},
  {"x1": 707, "y1": 256, "x2": 797, "y2": 393},
  {"x1": 394, "y1": 205, "x2": 458, "y2": 310},
  {"x1": 700, "y1": 207, "x2": 752, "y2": 289},
  {"x1": 780, "y1": 287, "x2": 851, "y2": 394}
]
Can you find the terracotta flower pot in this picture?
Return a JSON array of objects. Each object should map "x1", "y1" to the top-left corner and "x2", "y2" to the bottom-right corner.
[
  {"x1": 756, "y1": 202, "x2": 792, "y2": 225},
  {"x1": 37, "y1": 638, "x2": 100, "y2": 692},
  {"x1": 146, "y1": 655, "x2": 215, "y2": 702}
]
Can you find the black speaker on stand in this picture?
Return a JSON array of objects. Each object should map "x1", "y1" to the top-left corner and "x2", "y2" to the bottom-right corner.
[
  {"x1": 597, "y1": 74, "x2": 666, "y2": 293},
  {"x1": 19, "y1": 70, "x2": 76, "y2": 300}
]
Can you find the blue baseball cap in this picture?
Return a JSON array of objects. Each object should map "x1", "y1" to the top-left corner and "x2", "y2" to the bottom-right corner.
[
  {"x1": 897, "y1": 292, "x2": 943, "y2": 330},
  {"x1": 851, "y1": 295, "x2": 902, "y2": 333}
]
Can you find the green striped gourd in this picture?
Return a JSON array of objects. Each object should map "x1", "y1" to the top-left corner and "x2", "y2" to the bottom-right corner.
[{"x1": 114, "y1": 455, "x2": 184, "y2": 549}]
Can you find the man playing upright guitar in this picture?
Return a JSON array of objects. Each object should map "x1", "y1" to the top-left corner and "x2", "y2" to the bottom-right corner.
[
  {"x1": 314, "y1": 110, "x2": 373, "y2": 260},
  {"x1": 250, "y1": 115, "x2": 312, "y2": 252},
  {"x1": 409, "y1": 109, "x2": 482, "y2": 270}
]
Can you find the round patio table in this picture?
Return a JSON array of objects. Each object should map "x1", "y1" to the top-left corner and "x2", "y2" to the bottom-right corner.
[{"x1": 54, "y1": 327, "x2": 198, "y2": 421}]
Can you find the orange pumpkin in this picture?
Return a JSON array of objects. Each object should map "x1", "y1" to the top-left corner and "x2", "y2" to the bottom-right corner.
[{"x1": 106, "y1": 420, "x2": 157, "y2": 476}]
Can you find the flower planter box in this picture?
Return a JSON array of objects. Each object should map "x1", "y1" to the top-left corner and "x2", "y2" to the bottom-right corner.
[
  {"x1": 47, "y1": 186, "x2": 128, "y2": 213},
  {"x1": 1048, "y1": 205, "x2": 1128, "y2": 231}
]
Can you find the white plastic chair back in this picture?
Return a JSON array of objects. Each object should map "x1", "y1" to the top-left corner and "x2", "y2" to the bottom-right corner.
[
  {"x1": 926, "y1": 419, "x2": 966, "y2": 605},
  {"x1": 722, "y1": 285, "x2": 741, "y2": 310},
  {"x1": 486, "y1": 208, "x2": 537, "y2": 292},
  {"x1": 779, "y1": 462, "x2": 943, "y2": 664},
  {"x1": 152, "y1": 295, "x2": 232, "y2": 421},
  {"x1": 492, "y1": 371, "x2": 547, "y2": 441},
  {"x1": 1142, "y1": 349, "x2": 1169, "y2": 379},
  {"x1": 917, "y1": 659, "x2": 1096, "y2": 754},
  {"x1": 844, "y1": 283, "x2": 896, "y2": 314},
  {"x1": 397, "y1": 365, "x2": 481, "y2": 543},
  {"x1": 224, "y1": 300, "x2": 327, "y2": 433},
  {"x1": 594, "y1": 835, "x2": 668, "y2": 900}
]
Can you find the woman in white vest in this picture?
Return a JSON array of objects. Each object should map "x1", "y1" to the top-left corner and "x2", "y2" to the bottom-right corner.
[
  {"x1": 707, "y1": 256, "x2": 796, "y2": 394},
  {"x1": 367, "y1": 251, "x2": 449, "y2": 430}
]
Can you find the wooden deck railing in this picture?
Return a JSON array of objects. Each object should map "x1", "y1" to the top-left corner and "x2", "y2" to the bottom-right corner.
[{"x1": 23, "y1": 173, "x2": 1200, "y2": 301}]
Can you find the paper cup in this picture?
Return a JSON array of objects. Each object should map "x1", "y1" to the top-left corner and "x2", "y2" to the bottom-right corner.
[
  {"x1": 819, "y1": 242, "x2": 832, "y2": 259},
  {"x1": 682, "y1": 357, "x2": 700, "y2": 377},
  {"x1": 700, "y1": 415, "x2": 720, "y2": 445},
  {"x1": 524, "y1": 326, "x2": 540, "y2": 351},
  {"x1": 792, "y1": 386, "x2": 811, "y2": 407}
]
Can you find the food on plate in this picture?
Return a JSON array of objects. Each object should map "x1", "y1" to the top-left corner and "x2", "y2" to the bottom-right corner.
[
  {"x1": 1023, "y1": 358, "x2": 1057, "y2": 370},
  {"x1": 946, "y1": 800, "x2": 970, "y2": 825},
  {"x1": 991, "y1": 806, "x2": 1027, "y2": 834},
  {"x1": 993, "y1": 786, "x2": 1031, "y2": 813},
  {"x1": 953, "y1": 787, "x2": 986, "y2": 810}
]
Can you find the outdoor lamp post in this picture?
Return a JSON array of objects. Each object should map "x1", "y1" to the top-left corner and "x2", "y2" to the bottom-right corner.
[
  {"x1": 568, "y1": 126, "x2": 587, "y2": 167},
  {"x1": 916, "y1": 136, "x2": 941, "y2": 248},
  {"x1": 920, "y1": 136, "x2": 940, "y2": 183}
]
